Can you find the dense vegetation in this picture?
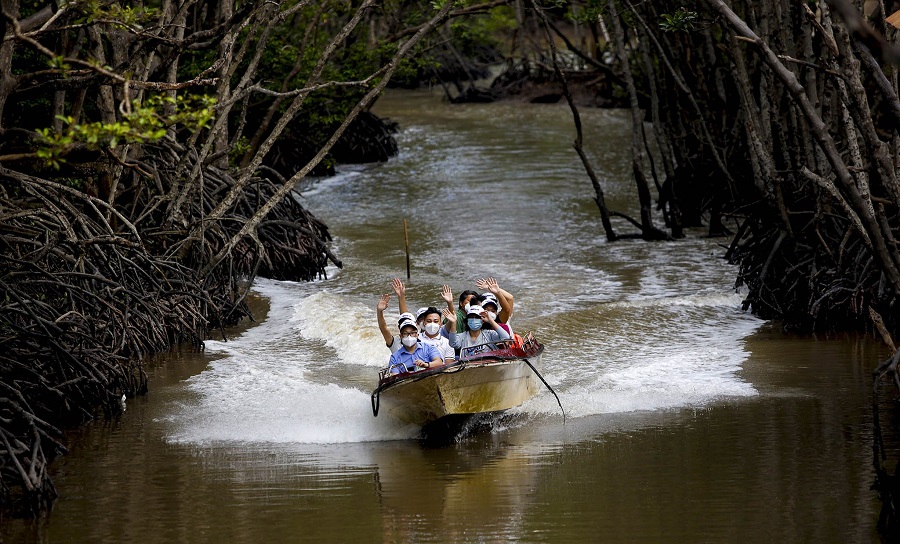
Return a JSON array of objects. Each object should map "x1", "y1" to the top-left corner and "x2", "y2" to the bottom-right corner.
[
  {"x1": 576, "y1": 0, "x2": 900, "y2": 537},
  {"x1": 0, "y1": 0, "x2": 512, "y2": 515},
  {"x1": 3, "y1": 0, "x2": 900, "y2": 537}
]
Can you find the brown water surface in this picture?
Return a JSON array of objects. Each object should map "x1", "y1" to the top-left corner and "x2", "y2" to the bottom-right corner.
[{"x1": 1, "y1": 89, "x2": 882, "y2": 543}]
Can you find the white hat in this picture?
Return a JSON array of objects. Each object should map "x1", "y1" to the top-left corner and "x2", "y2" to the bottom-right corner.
[
  {"x1": 398, "y1": 318, "x2": 417, "y2": 332},
  {"x1": 416, "y1": 306, "x2": 441, "y2": 322},
  {"x1": 466, "y1": 304, "x2": 484, "y2": 317},
  {"x1": 480, "y1": 293, "x2": 501, "y2": 311},
  {"x1": 397, "y1": 312, "x2": 415, "y2": 325}
]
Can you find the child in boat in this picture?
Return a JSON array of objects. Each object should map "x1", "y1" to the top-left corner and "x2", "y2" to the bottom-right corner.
[
  {"x1": 387, "y1": 318, "x2": 442, "y2": 374},
  {"x1": 442, "y1": 304, "x2": 511, "y2": 357}
]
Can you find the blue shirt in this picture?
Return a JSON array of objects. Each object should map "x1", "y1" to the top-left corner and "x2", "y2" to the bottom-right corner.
[{"x1": 387, "y1": 342, "x2": 441, "y2": 374}]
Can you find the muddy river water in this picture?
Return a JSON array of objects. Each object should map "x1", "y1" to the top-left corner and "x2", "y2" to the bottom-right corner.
[{"x1": 2, "y1": 89, "x2": 884, "y2": 543}]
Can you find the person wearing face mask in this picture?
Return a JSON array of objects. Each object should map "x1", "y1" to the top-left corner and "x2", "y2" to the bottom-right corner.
[
  {"x1": 387, "y1": 318, "x2": 442, "y2": 374},
  {"x1": 416, "y1": 306, "x2": 455, "y2": 364},
  {"x1": 377, "y1": 294, "x2": 415, "y2": 354},
  {"x1": 476, "y1": 276, "x2": 514, "y2": 325},
  {"x1": 440, "y1": 286, "x2": 479, "y2": 334},
  {"x1": 479, "y1": 293, "x2": 512, "y2": 337},
  {"x1": 376, "y1": 278, "x2": 414, "y2": 354},
  {"x1": 442, "y1": 304, "x2": 510, "y2": 357}
]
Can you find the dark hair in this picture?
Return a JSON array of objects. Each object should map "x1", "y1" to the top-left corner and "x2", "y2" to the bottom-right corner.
[
  {"x1": 469, "y1": 294, "x2": 484, "y2": 306},
  {"x1": 458, "y1": 290, "x2": 478, "y2": 304},
  {"x1": 419, "y1": 306, "x2": 441, "y2": 321}
]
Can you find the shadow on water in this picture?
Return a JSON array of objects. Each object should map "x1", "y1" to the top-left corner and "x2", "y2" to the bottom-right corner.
[{"x1": 420, "y1": 412, "x2": 508, "y2": 446}]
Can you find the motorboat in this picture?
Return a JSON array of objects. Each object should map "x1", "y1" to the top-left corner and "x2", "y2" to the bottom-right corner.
[{"x1": 370, "y1": 332, "x2": 554, "y2": 429}]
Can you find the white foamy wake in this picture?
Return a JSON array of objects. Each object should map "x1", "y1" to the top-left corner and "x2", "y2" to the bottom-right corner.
[
  {"x1": 515, "y1": 294, "x2": 762, "y2": 418},
  {"x1": 165, "y1": 279, "x2": 420, "y2": 444},
  {"x1": 165, "y1": 278, "x2": 763, "y2": 445}
]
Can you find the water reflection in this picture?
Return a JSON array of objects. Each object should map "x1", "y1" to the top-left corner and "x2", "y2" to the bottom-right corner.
[
  {"x1": 373, "y1": 433, "x2": 539, "y2": 542},
  {"x1": 0, "y1": 89, "x2": 884, "y2": 544}
]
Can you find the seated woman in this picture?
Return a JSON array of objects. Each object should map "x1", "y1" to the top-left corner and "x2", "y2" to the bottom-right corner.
[
  {"x1": 479, "y1": 293, "x2": 511, "y2": 337},
  {"x1": 416, "y1": 306, "x2": 456, "y2": 364},
  {"x1": 476, "y1": 276, "x2": 514, "y2": 335},
  {"x1": 440, "y1": 285, "x2": 479, "y2": 334},
  {"x1": 442, "y1": 304, "x2": 511, "y2": 357},
  {"x1": 387, "y1": 318, "x2": 442, "y2": 374}
]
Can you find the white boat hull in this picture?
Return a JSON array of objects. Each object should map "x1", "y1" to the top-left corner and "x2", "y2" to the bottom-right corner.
[{"x1": 375, "y1": 352, "x2": 543, "y2": 428}]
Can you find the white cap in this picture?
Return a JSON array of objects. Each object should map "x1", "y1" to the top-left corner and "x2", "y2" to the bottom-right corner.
[
  {"x1": 466, "y1": 304, "x2": 484, "y2": 317},
  {"x1": 480, "y1": 293, "x2": 501, "y2": 311},
  {"x1": 397, "y1": 312, "x2": 415, "y2": 325},
  {"x1": 415, "y1": 307, "x2": 429, "y2": 321},
  {"x1": 398, "y1": 318, "x2": 417, "y2": 332}
]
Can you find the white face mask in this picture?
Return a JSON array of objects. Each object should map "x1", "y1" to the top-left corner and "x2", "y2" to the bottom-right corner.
[
  {"x1": 401, "y1": 335, "x2": 417, "y2": 348},
  {"x1": 486, "y1": 311, "x2": 497, "y2": 322},
  {"x1": 463, "y1": 304, "x2": 471, "y2": 314},
  {"x1": 424, "y1": 323, "x2": 440, "y2": 335}
]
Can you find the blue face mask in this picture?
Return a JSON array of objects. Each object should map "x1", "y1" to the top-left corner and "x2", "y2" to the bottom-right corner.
[{"x1": 467, "y1": 318, "x2": 483, "y2": 331}]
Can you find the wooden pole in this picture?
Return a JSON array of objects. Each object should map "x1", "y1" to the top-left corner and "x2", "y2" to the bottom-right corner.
[{"x1": 403, "y1": 218, "x2": 410, "y2": 279}]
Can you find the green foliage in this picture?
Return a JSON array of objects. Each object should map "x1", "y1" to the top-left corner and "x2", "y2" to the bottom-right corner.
[
  {"x1": 36, "y1": 94, "x2": 216, "y2": 169},
  {"x1": 659, "y1": 8, "x2": 698, "y2": 32},
  {"x1": 561, "y1": 0, "x2": 608, "y2": 24},
  {"x1": 538, "y1": 0, "x2": 569, "y2": 8},
  {"x1": 230, "y1": 136, "x2": 251, "y2": 166},
  {"x1": 430, "y1": 0, "x2": 469, "y2": 9},
  {"x1": 73, "y1": 1, "x2": 159, "y2": 29},
  {"x1": 450, "y1": 6, "x2": 516, "y2": 58},
  {"x1": 392, "y1": 54, "x2": 442, "y2": 88},
  {"x1": 47, "y1": 55, "x2": 71, "y2": 74}
]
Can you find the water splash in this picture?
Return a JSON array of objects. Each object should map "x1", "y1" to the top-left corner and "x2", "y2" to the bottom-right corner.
[{"x1": 166, "y1": 276, "x2": 761, "y2": 445}]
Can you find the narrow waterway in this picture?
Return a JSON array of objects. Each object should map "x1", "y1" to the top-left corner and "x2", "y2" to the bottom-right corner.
[{"x1": 2, "y1": 90, "x2": 883, "y2": 543}]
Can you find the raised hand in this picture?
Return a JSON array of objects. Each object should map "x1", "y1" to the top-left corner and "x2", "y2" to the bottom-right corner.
[
  {"x1": 376, "y1": 293, "x2": 393, "y2": 345},
  {"x1": 442, "y1": 307, "x2": 456, "y2": 326},
  {"x1": 391, "y1": 278, "x2": 406, "y2": 298},
  {"x1": 440, "y1": 284, "x2": 453, "y2": 305},
  {"x1": 377, "y1": 293, "x2": 390, "y2": 312},
  {"x1": 475, "y1": 277, "x2": 500, "y2": 294}
]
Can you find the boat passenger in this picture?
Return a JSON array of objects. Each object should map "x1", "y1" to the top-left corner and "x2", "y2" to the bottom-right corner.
[
  {"x1": 376, "y1": 293, "x2": 414, "y2": 354},
  {"x1": 479, "y1": 293, "x2": 512, "y2": 337},
  {"x1": 440, "y1": 286, "x2": 479, "y2": 334},
  {"x1": 442, "y1": 304, "x2": 511, "y2": 357},
  {"x1": 387, "y1": 318, "x2": 442, "y2": 375},
  {"x1": 475, "y1": 276, "x2": 515, "y2": 325},
  {"x1": 415, "y1": 306, "x2": 455, "y2": 364},
  {"x1": 391, "y1": 277, "x2": 410, "y2": 315}
]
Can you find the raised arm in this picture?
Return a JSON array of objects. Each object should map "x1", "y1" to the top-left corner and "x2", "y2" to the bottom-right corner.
[
  {"x1": 440, "y1": 285, "x2": 455, "y2": 314},
  {"x1": 376, "y1": 294, "x2": 393, "y2": 346},
  {"x1": 392, "y1": 278, "x2": 409, "y2": 315},
  {"x1": 477, "y1": 276, "x2": 514, "y2": 323},
  {"x1": 481, "y1": 309, "x2": 510, "y2": 341},
  {"x1": 442, "y1": 308, "x2": 460, "y2": 348}
]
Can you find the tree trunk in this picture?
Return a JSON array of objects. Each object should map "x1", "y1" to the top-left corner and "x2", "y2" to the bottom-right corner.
[
  {"x1": 0, "y1": 0, "x2": 20, "y2": 132},
  {"x1": 608, "y1": 0, "x2": 667, "y2": 240}
]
